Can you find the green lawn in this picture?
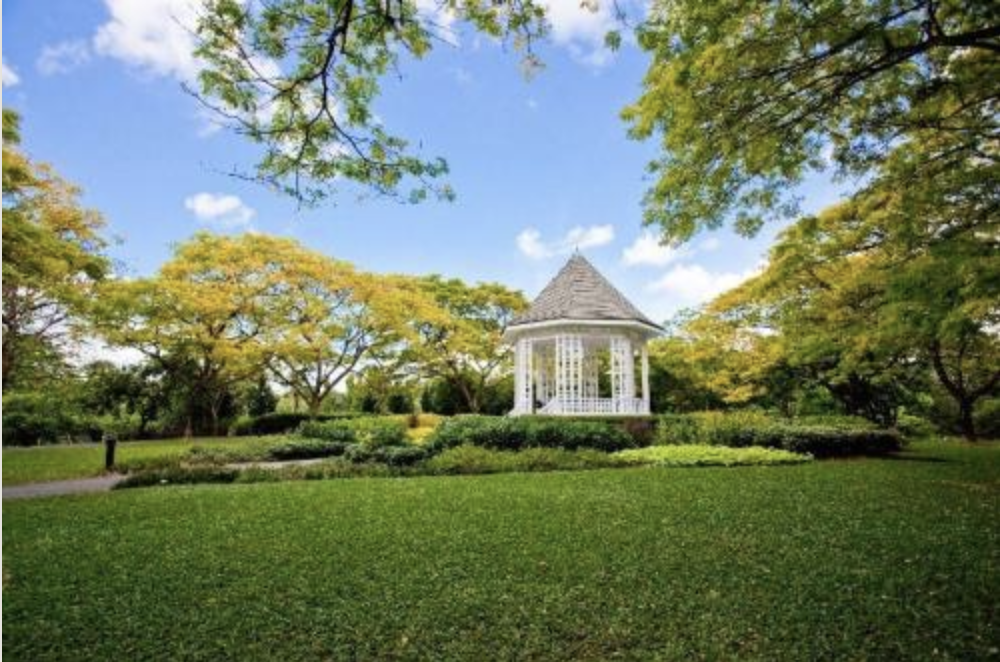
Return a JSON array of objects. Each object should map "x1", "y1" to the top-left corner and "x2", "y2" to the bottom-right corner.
[
  {"x1": 3, "y1": 441, "x2": 998, "y2": 660},
  {"x1": 1, "y1": 437, "x2": 286, "y2": 485}
]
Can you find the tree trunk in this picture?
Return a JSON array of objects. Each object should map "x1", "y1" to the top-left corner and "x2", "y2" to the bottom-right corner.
[
  {"x1": 958, "y1": 399, "x2": 977, "y2": 441},
  {"x1": 307, "y1": 392, "x2": 322, "y2": 417}
]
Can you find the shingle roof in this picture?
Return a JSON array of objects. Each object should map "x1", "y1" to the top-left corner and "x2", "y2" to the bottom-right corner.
[{"x1": 511, "y1": 254, "x2": 662, "y2": 329}]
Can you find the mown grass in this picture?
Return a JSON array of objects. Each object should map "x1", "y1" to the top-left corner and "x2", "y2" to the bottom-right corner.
[
  {"x1": 1, "y1": 437, "x2": 291, "y2": 485},
  {"x1": 3, "y1": 441, "x2": 998, "y2": 660}
]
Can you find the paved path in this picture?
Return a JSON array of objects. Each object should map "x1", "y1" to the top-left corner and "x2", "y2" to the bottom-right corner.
[
  {"x1": 3, "y1": 458, "x2": 329, "y2": 500},
  {"x1": 3, "y1": 474, "x2": 124, "y2": 500}
]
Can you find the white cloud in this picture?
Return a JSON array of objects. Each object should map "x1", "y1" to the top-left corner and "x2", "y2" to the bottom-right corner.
[
  {"x1": 2, "y1": 57, "x2": 20, "y2": 86},
  {"x1": 37, "y1": 40, "x2": 92, "y2": 75},
  {"x1": 93, "y1": 0, "x2": 201, "y2": 82},
  {"x1": 622, "y1": 232, "x2": 687, "y2": 267},
  {"x1": 526, "y1": 97, "x2": 539, "y2": 111},
  {"x1": 545, "y1": 0, "x2": 624, "y2": 68},
  {"x1": 699, "y1": 236, "x2": 721, "y2": 252},
  {"x1": 184, "y1": 192, "x2": 255, "y2": 228},
  {"x1": 648, "y1": 262, "x2": 762, "y2": 305},
  {"x1": 517, "y1": 224, "x2": 615, "y2": 259},
  {"x1": 452, "y1": 66, "x2": 473, "y2": 86},
  {"x1": 414, "y1": 0, "x2": 459, "y2": 45}
]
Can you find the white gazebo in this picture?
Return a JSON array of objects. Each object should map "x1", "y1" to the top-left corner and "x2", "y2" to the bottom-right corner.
[{"x1": 505, "y1": 253, "x2": 663, "y2": 416}]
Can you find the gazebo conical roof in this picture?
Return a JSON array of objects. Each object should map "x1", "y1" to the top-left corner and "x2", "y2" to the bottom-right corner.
[{"x1": 510, "y1": 254, "x2": 662, "y2": 331}]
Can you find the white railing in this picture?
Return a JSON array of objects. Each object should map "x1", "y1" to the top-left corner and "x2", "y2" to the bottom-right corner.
[{"x1": 536, "y1": 397, "x2": 646, "y2": 416}]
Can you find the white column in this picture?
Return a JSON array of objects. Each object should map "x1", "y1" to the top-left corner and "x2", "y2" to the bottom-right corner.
[
  {"x1": 514, "y1": 337, "x2": 534, "y2": 414},
  {"x1": 641, "y1": 343, "x2": 650, "y2": 414},
  {"x1": 554, "y1": 335, "x2": 564, "y2": 413}
]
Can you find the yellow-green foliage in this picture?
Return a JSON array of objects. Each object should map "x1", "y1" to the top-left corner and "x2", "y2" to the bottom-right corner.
[{"x1": 616, "y1": 444, "x2": 811, "y2": 467}]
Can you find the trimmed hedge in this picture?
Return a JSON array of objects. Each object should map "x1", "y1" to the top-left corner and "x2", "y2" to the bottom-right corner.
[
  {"x1": 425, "y1": 445, "x2": 625, "y2": 475},
  {"x1": 267, "y1": 439, "x2": 352, "y2": 461},
  {"x1": 656, "y1": 412, "x2": 901, "y2": 458},
  {"x1": 296, "y1": 420, "x2": 357, "y2": 443},
  {"x1": 231, "y1": 412, "x2": 362, "y2": 436},
  {"x1": 530, "y1": 415, "x2": 657, "y2": 446},
  {"x1": 344, "y1": 444, "x2": 428, "y2": 467},
  {"x1": 425, "y1": 416, "x2": 636, "y2": 454},
  {"x1": 114, "y1": 466, "x2": 239, "y2": 489},
  {"x1": 297, "y1": 417, "x2": 408, "y2": 448}
]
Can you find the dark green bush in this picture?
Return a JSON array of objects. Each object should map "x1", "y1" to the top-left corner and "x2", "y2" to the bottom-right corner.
[
  {"x1": 266, "y1": 439, "x2": 352, "y2": 461},
  {"x1": 114, "y1": 466, "x2": 239, "y2": 489},
  {"x1": 2, "y1": 392, "x2": 94, "y2": 446},
  {"x1": 344, "y1": 444, "x2": 428, "y2": 467},
  {"x1": 296, "y1": 420, "x2": 357, "y2": 443},
  {"x1": 895, "y1": 414, "x2": 938, "y2": 440},
  {"x1": 425, "y1": 445, "x2": 624, "y2": 475},
  {"x1": 425, "y1": 416, "x2": 635, "y2": 454},
  {"x1": 231, "y1": 412, "x2": 362, "y2": 436},
  {"x1": 531, "y1": 416, "x2": 657, "y2": 446},
  {"x1": 656, "y1": 412, "x2": 901, "y2": 458},
  {"x1": 973, "y1": 398, "x2": 1000, "y2": 439}
]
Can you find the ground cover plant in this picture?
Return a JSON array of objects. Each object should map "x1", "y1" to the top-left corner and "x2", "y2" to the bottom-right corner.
[
  {"x1": 3, "y1": 441, "x2": 998, "y2": 660},
  {"x1": 616, "y1": 444, "x2": 811, "y2": 467}
]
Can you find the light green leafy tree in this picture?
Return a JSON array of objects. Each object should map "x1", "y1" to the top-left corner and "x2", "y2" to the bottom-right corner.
[
  {"x1": 624, "y1": 0, "x2": 999, "y2": 241},
  {"x1": 193, "y1": 0, "x2": 552, "y2": 203},
  {"x1": 2, "y1": 109, "x2": 110, "y2": 390}
]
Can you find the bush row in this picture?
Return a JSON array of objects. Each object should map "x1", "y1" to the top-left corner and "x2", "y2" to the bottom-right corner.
[
  {"x1": 230, "y1": 411, "x2": 364, "y2": 436},
  {"x1": 297, "y1": 417, "x2": 409, "y2": 448},
  {"x1": 656, "y1": 412, "x2": 901, "y2": 458},
  {"x1": 424, "y1": 416, "x2": 636, "y2": 454}
]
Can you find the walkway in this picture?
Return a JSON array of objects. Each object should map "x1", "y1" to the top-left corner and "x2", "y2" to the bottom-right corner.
[
  {"x1": 3, "y1": 458, "x2": 329, "y2": 500},
  {"x1": 3, "y1": 474, "x2": 124, "y2": 500}
]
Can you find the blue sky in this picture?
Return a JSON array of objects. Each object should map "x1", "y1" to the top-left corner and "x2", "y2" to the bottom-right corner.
[{"x1": 2, "y1": 0, "x2": 849, "y2": 323}]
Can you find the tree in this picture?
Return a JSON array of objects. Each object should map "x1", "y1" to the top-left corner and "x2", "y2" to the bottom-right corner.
[
  {"x1": 702, "y1": 174, "x2": 999, "y2": 435},
  {"x1": 405, "y1": 276, "x2": 526, "y2": 413},
  {"x1": 265, "y1": 258, "x2": 427, "y2": 415},
  {"x1": 97, "y1": 233, "x2": 298, "y2": 435},
  {"x1": 2, "y1": 109, "x2": 110, "y2": 390},
  {"x1": 624, "y1": 0, "x2": 999, "y2": 241},
  {"x1": 193, "y1": 0, "x2": 551, "y2": 204}
]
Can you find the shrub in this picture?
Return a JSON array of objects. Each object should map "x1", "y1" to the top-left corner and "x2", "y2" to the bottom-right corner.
[
  {"x1": 266, "y1": 439, "x2": 352, "y2": 461},
  {"x1": 425, "y1": 445, "x2": 624, "y2": 475},
  {"x1": 352, "y1": 418, "x2": 408, "y2": 448},
  {"x1": 298, "y1": 417, "x2": 408, "y2": 447},
  {"x1": 895, "y1": 414, "x2": 938, "y2": 440},
  {"x1": 114, "y1": 466, "x2": 239, "y2": 489},
  {"x1": 425, "y1": 416, "x2": 635, "y2": 454},
  {"x1": 2, "y1": 392, "x2": 94, "y2": 446},
  {"x1": 231, "y1": 412, "x2": 362, "y2": 436},
  {"x1": 973, "y1": 398, "x2": 1000, "y2": 439},
  {"x1": 532, "y1": 415, "x2": 657, "y2": 446},
  {"x1": 297, "y1": 420, "x2": 357, "y2": 443},
  {"x1": 616, "y1": 445, "x2": 812, "y2": 468},
  {"x1": 655, "y1": 412, "x2": 901, "y2": 458},
  {"x1": 344, "y1": 444, "x2": 428, "y2": 467}
]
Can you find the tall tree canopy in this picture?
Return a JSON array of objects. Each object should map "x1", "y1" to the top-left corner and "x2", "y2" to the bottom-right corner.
[
  {"x1": 2, "y1": 109, "x2": 110, "y2": 390},
  {"x1": 97, "y1": 233, "x2": 291, "y2": 434},
  {"x1": 699, "y1": 177, "x2": 999, "y2": 435},
  {"x1": 404, "y1": 275, "x2": 526, "y2": 413},
  {"x1": 194, "y1": 0, "x2": 550, "y2": 203},
  {"x1": 624, "y1": 0, "x2": 999, "y2": 241},
  {"x1": 264, "y1": 258, "x2": 433, "y2": 414}
]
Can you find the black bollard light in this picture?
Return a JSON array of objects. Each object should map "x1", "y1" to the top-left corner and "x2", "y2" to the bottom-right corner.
[{"x1": 104, "y1": 433, "x2": 118, "y2": 471}]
